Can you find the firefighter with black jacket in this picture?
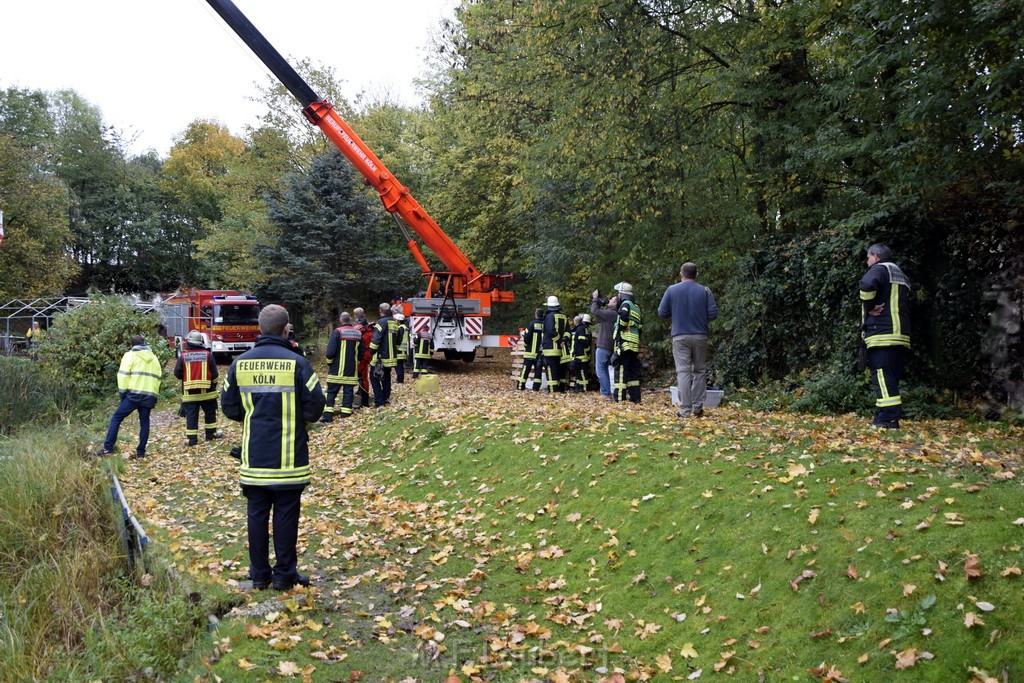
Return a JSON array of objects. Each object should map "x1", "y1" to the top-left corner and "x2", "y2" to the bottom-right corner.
[
  {"x1": 369, "y1": 303, "x2": 398, "y2": 407},
  {"x1": 393, "y1": 312, "x2": 409, "y2": 384},
  {"x1": 221, "y1": 305, "x2": 326, "y2": 591},
  {"x1": 173, "y1": 330, "x2": 221, "y2": 446},
  {"x1": 353, "y1": 307, "x2": 372, "y2": 409},
  {"x1": 613, "y1": 282, "x2": 643, "y2": 403},
  {"x1": 570, "y1": 314, "x2": 593, "y2": 392},
  {"x1": 320, "y1": 312, "x2": 363, "y2": 422},
  {"x1": 541, "y1": 296, "x2": 568, "y2": 394},
  {"x1": 859, "y1": 243, "x2": 911, "y2": 429},
  {"x1": 517, "y1": 308, "x2": 546, "y2": 390},
  {"x1": 412, "y1": 325, "x2": 433, "y2": 378}
]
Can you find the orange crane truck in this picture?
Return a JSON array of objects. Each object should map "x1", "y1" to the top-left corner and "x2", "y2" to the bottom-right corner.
[{"x1": 205, "y1": 0, "x2": 515, "y2": 362}]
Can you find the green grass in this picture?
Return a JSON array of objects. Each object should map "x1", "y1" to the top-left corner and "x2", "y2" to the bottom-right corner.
[
  {"x1": 0, "y1": 427, "x2": 236, "y2": 682},
  {"x1": 105, "y1": 362, "x2": 1021, "y2": 682}
]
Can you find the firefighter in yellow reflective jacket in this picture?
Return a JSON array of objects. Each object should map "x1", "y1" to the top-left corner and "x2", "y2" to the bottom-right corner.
[
  {"x1": 98, "y1": 335, "x2": 163, "y2": 458},
  {"x1": 369, "y1": 303, "x2": 398, "y2": 407},
  {"x1": 221, "y1": 305, "x2": 325, "y2": 591},
  {"x1": 612, "y1": 282, "x2": 643, "y2": 403},
  {"x1": 173, "y1": 330, "x2": 221, "y2": 446},
  {"x1": 517, "y1": 308, "x2": 545, "y2": 390},
  {"x1": 859, "y1": 243, "x2": 911, "y2": 429},
  {"x1": 321, "y1": 312, "x2": 363, "y2": 422},
  {"x1": 541, "y1": 296, "x2": 569, "y2": 393}
]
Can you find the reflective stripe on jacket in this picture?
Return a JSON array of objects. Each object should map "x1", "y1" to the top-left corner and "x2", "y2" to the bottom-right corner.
[
  {"x1": 860, "y1": 262, "x2": 911, "y2": 348},
  {"x1": 118, "y1": 346, "x2": 162, "y2": 407},
  {"x1": 174, "y1": 345, "x2": 218, "y2": 401},
  {"x1": 221, "y1": 335, "x2": 326, "y2": 489},
  {"x1": 614, "y1": 300, "x2": 642, "y2": 353},
  {"x1": 326, "y1": 325, "x2": 362, "y2": 384}
]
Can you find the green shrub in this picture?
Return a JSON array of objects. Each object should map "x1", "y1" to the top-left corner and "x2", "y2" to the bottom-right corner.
[
  {"x1": 33, "y1": 295, "x2": 173, "y2": 397},
  {"x1": 0, "y1": 357, "x2": 76, "y2": 434}
]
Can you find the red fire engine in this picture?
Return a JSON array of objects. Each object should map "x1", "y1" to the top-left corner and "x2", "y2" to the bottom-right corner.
[{"x1": 160, "y1": 289, "x2": 261, "y2": 357}]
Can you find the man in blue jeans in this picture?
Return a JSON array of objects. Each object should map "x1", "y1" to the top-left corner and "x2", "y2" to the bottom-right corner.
[
  {"x1": 658, "y1": 262, "x2": 718, "y2": 418},
  {"x1": 97, "y1": 336, "x2": 162, "y2": 458},
  {"x1": 590, "y1": 291, "x2": 619, "y2": 398}
]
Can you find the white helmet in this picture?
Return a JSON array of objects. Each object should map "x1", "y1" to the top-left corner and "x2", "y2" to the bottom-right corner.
[
  {"x1": 186, "y1": 330, "x2": 205, "y2": 346},
  {"x1": 546, "y1": 295, "x2": 560, "y2": 307},
  {"x1": 394, "y1": 313, "x2": 405, "y2": 321},
  {"x1": 582, "y1": 313, "x2": 592, "y2": 324},
  {"x1": 614, "y1": 282, "x2": 633, "y2": 294}
]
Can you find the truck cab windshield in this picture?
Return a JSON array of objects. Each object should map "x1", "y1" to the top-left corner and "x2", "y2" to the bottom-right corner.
[{"x1": 214, "y1": 304, "x2": 261, "y2": 325}]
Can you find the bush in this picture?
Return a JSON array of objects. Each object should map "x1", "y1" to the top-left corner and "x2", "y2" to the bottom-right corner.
[
  {"x1": 0, "y1": 357, "x2": 76, "y2": 434},
  {"x1": 33, "y1": 295, "x2": 173, "y2": 396}
]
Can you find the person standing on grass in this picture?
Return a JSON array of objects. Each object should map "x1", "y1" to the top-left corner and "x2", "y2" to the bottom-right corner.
[
  {"x1": 321, "y1": 312, "x2": 362, "y2": 422},
  {"x1": 516, "y1": 308, "x2": 546, "y2": 391},
  {"x1": 221, "y1": 304, "x2": 325, "y2": 591},
  {"x1": 859, "y1": 243, "x2": 911, "y2": 429},
  {"x1": 97, "y1": 335, "x2": 162, "y2": 459},
  {"x1": 173, "y1": 330, "x2": 221, "y2": 446},
  {"x1": 658, "y1": 262, "x2": 718, "y2": 418},
  {"x1": 590, "y1": 291, "x2": 620, "y2": 398},
  {"x1": 612, "y1": 282, "x2": 643, "y2": 403}
]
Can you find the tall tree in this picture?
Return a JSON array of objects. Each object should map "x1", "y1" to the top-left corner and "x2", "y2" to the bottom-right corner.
[
  {"x1": 0, "y1": 133, "x2": 77, "y2": 298},
  {"x1": 256, "y1": 150, "x2": 419, "y2": 325}
]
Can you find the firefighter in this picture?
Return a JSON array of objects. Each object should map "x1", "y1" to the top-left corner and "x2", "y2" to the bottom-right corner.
[
  {"x1": 412, "y1": 326, "x2": 433, "y2": 378},
  {"x1": 353, "y1": 307, "x2": 372, "y2": 409},
  {"x1": 517, "y1": 308, "x2": 546, "y2": 390},
  {"x1": 369, "y1": 303, "x2": 398, "y2": 407},
  {"x1": 860, "y1": 243, "x2": 912, "y2": 429},
  {"x1": 173, "y1": 330, "x2": 221, "y2": 445},
  {"x1": 570, "y1": 314, "x2": 593, "y2": 392},
  {"x1": 321, "y1": 312, "x2": 363, "y2": 422},
  {"x1": 97, "y1": 335, "x2": 163, "y2": 458},
  {"x1": 541, "y1": 296, "x2": 568, "y2": 394},
  {"x1": 393, "y1": 313, "x2": 409, "y2": 384},
  {"x1": 221, "y1": 305, "x2": 325, "y2": 591},
  {"x1": 612, "y1": 282, "x2": 643, "y2": 403}
]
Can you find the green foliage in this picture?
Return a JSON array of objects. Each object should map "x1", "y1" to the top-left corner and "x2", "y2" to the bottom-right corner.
[
  {"x1": 0, "y1": 357, "x2": 76, "y2": 434},
  {"x1": 34, "y1": 295, "x2": 172, "y2": 396},
  {"x1": 0, "y1": 130, "x2": 78, "y2": 299},
  {"x1": 0, "y1": 429, "x2": 122, "y2": 680},
  {"x1": 257, "y1": 150, "x2": 420, "y2": 326}
]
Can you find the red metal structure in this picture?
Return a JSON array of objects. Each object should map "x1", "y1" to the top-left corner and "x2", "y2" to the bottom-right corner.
[{"x1": 205, "y1": 0, "x2": 514, "y2": 361}]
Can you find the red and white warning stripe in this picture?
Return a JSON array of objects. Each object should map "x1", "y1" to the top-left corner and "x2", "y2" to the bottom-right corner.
[{"x1": 463, "y1": 317, "x2": 483, "y2": 336}]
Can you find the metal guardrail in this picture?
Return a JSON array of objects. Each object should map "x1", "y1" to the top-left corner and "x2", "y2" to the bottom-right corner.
[{"x1": 108, "y1": 468, "x2": 150, "y2": 573}]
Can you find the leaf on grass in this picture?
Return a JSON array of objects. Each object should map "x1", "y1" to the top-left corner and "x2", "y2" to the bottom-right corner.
[
  {"x1": 656, "y1": 653, "x2": 673, "y2": 673},
  {"x1": 974, "y1": 601, "x2": 995, "y2": 612},
  {"x1": 965, "y1": 555, "x2": 983, "y2": 580},
  {"x1": 902, "y1": 583, "x2": 917, "y2": 596},
  {"x1": 687, "y1": 669, "x2": 703, "y2": 680},
  {"x1": 1000, "y1": 566, "x2": 1021, "y2": 578},
  {"x1": 808, "y1": 508, "x2": 820, "y2": 525},
  {"x1": 277, "y1": 661, "x2": 301, "y2": 677},
  {"x1": 679, "y1": 642, "x2": 698, "y2": 659},
  {"x1": 236, "y1": 658, "x2": 257, "y2": 670},
  {"x1": 809, "y1": 628, "x2": 832, "y2": 639},
  {"x1": 847, "y1": 564, "x2": 859, "y2": 580},
  {"x1": 894, "y1": 647, "x2": 919, "y2": 670},
  {"x1": 964, "y1": 612, "x2": 985, "y2": 628}
]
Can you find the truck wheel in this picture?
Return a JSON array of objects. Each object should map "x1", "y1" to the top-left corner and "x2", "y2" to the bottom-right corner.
[
  {"x1": 460, "y1": 350, "x2": 476, "y2": 363},
  {"x1": 442, "y1": 349, "x2": 459, "y2": 361}
]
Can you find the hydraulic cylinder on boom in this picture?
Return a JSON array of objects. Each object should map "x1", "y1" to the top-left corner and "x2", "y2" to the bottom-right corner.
[{"x1": 204, "y1": 0, "x2": 514, "y2": 360}]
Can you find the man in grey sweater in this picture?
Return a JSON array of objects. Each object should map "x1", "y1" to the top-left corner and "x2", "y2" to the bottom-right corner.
[{"x1": 657, "y1": 262, "x2": 718, "y2": 417}]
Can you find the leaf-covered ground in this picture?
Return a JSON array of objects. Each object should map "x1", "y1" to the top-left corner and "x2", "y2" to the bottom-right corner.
[{"x1": 117, "y1": 351, "x2": 1024, "y2": 682}]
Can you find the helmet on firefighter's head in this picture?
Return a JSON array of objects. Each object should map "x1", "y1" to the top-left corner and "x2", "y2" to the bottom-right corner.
[
  {"x1": 394, "y1": 313, "x2": 405, "y2": 321},
  {"x1": 186, "y1": 330, "x2": 205, "y2": 346},
  {"x1": 614, "y1": 282, "x2": 633, "y2": 295},
  {"x1": 582, "y1": 313, "x2": 592, "y2": 324},
  {"x1": 546, "y1": 295, "x2": 560, "y2": 308}
]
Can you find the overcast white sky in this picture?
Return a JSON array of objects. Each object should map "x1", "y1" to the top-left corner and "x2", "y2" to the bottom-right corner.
[{"x1": 0, "y1": 0, "x2": 458, "y2": 157}]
